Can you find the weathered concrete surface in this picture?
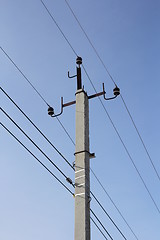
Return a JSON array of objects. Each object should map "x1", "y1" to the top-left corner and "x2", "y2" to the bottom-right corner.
[{"x1": 74, "y1": 89, "x2": 90, "y2": 240}]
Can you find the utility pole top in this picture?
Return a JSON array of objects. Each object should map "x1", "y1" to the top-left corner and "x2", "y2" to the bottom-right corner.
[
  {"x1": 76, "y1": 56, "x2": 82, "y2": 90},
  {"x1": 76, "y1": 56, "x2": 82, "y2": 66}
]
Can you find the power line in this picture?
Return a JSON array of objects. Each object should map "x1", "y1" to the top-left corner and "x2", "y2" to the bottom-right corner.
[
  {"x1": 0, "y1": 47, "x2": 74, "y2": 150},
  {"x1": 40, "y1": 0, "x2": 77, "y2": 56},
  {"x1": 1, "y1": 122, "x2": 112, "y2": 240},
  {"x1": 1, "y1": 87, "x2": 129, "y2": 239},
  {"x1": 120, "y1": 95, "x2": 160, "y2": 181},
  {"x1": 1, "y1": 0, "x2": 157, "y2": 217},
  {"x1": 0, "y1": 46, "x2": 50, "y2": 107},
  {"x1": 1, "y1": 107, "x2": 74, "y2": 185},
  {"x1": 1, "y1": 115, "x2": 112, "y2": 240},
  {"x1": 0, "y1": 91, "x2": 137, "y2": 239},
  {"x1": 82, "y1": 65, "x2": 160, "y2": 214},
  {"x1": 2, "y1": 101, "x2": 127, "y2": 238},
  {"x1": 74, "y1": 175, "x2": 128, "y2": 240},
  {"x1": 64, "y1": 0, "x2": 116, "y2": 86},
  {"x1": 56, "y1": 116, "x2": 75, "y2": 146},
  {"x1": 90, "y1": 168, "x2": 139, "y2": 240},
  {"x1": 2, "y1": 17, "x2": 139, "y2": 239},
  {"x1": 1, "y1": 103, "x2": 141, "y2": 240},
  {"x1": 39, "y1": 0, "x2": 160, "y2": 217},
  {"x1": 64, "y1": 0, "x2": 160, "y2": 183},
  {"x1": 1, "y1": 122, "x2": 74, "y2": 196},
  {"x1": 1, "y1": 2, "x2": 158, "y2": 236},
  {"x1": 91, "y1": 216, "x2": 109, "y2": 240},
  {"x1": 90, "y1": 209, "x2": 114, "y2": 240},
  {"x1": 1, "y1": 87, "x2": 74, "y2": 170},
  {"x1": 75, "y1": 164, "x2": 139, "y2": 239},
  {"x1": 1, "y1": 112, "x2": 114, "y2": 239},
  {"x1": 90, "y1": 191, "x2": 127, "y2": 240},
  {"x1": 100, "y1": 95, "x2": 160, "y2": 214}
]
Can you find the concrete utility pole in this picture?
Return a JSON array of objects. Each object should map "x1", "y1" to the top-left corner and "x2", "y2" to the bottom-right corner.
[
  {"x1": 48, "y1": 56, "x2": 120, "y2": 240},
  {"x1": 74, "y1": 57, "x2": 90, "y2": 240}
]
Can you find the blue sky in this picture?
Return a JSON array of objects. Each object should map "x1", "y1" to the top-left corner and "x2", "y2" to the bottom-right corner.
[{"x1": 0, "y1": 0, "x2": 160, "y2": 239}]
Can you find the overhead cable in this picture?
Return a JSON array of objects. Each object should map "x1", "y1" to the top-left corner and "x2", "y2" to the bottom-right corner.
[
  {"x1": 120, "y1": 95, "x2": 160, "y2": 181},
  {"x1": 90, "y1": 191, "x2": 127, "y2": 240},
  {"x1": 1, "y1": 88, "x2": 129, "y2": 239},
  {"x1": 1, "y1": 104, "x2": 128, "y2": 239},
  {"x1": 0, "y1": 47, "x2": 74, "y2": 148},
  {"x1": 64, "y1": 0, "x2": 160, "y2": 182},
  {"x1": 90, "y1": 209, "x2": 114, "y2": 240},
  {"x1": 1, "y1": 107, "x2": 74, "y2": 185},
  {"x1": 56, "y1": 116, "x2": 75, "y2": 146},
  {"x1": 40, "y1": 0, "x2": 77, "y2": 56},
  {"x1": 1, "y1": 122, "x2": 74, "y2": 196},
  {"x1": 1, "y1": 87, "x2": 74, "y2": 170},
  {"x1": 91, "y1": 216, "x2": 109, "y2": 240},
  {"x1": 64, "y1": 0, "x2": 116, "y2": 86},
  {"x1": 90, "y1": 168, "x2": 139, "y2": 240},
  {"x1": 0, "y1": 46, "x2": 50, "y2": 107},
  {"x1": 82, "y1": 65, "x2": 160, "y2": 214},
  {"x1": 1, "y1": 123, "x2": 111, "y2": 240},
  {"x1": 39, "y1": 0, "x2": 160, "y2": 215}
]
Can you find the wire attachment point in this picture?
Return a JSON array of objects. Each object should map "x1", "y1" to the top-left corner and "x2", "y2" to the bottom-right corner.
[
  {"x1": 103, "y1": 83, "x2": 120, "y2": 101},
  {"x1": 48, "y1": 97, "x2": 63, "y2": 117},
  {"x1": 68, "y1": 71, "x2": 77, "y2": 79}
]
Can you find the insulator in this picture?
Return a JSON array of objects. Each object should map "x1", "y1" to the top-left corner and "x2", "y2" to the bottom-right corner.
[
  {"x1": 76, "y1": 56, "x2": 82, "y2": 65},
  {"x1": 113, "y1": 86, "x2": 120, "y2": 96},
  {"x1": 48, "y1": 106, "x2": 54, "y2": 116}
]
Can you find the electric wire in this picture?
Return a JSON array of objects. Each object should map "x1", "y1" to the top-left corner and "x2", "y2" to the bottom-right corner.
[
  {"x1": 90, "y1": 191, "x2": 127, "y2": 240},
  {"x1": 1, "y1": 1, "x2": 157, "y2": 216},
  {"x1": 1, "y1": 123, "x2": 111, "y2": 240},
  {"x1": 1, "y1": 107, "x2": 74, "y2": 185},
  {"x1": 90, "y1": 208, "x2": 114, "y2": 240},
  {"x1": 1, "y1": 103, "x2": 134, "y2": 240},
  {"x1": 0, "y1": 45, "x2": 127, "y2": 238},
  {"x1": 120, "y1": 95, "x2": 160, "y2": 182},
  {"x1": 40, "y1": 0, "x2": 77, "y2": 56},
  {"x1": 56, "y1": 116, "x2": 75, "y2": 146},
  {"x1": 1, "y1": 119, "x2": 112, "y2": 240},
  {"x1": 1, "y1": 86, "x2": 74, "y2": 170},
  {"x1": 1, "y1": 1, "x2": 158, "y2": 236},
  {"x1": 39, "y1": 0, "x2": 160, "y2": 223},
  {"x1": 64, "y1": 0, "x2": 116, "y2": 86},
  {"x1": 0, "y1": 122, "x2": 74, "y2": 196},
  {"x1": 0, "y1": 46, "x2": 74, "y2": 151},
  {"x1": 1, "y1": 87, "x2": 128, "y2": 239},
  {"x1": 90, "y1": 168, "x2": 139, "y2": 240},
  {"x1": 74, "y1": 175, "x2": 129, "y2": 240},
  {"x1": 90, "y1": 216, "x2": 109, "y2": 240},
  {"x1": 0, "y1": 46, "x2": 50, "y2": 107},
  {"x1": 1, "y1": 119, "x2": 113, "y2": 240},
  {"x1": 75, "y1": 164, "x2": 139, "y2": 240},
  {"x1": 1, "y1": 96, "x2": 133, "y2": 240},
  {"x1": 64, "y1": 0, "x2": 160, "y2": 182},
  {"x1": 82, "y1": 65, "x2": 160, "y2": 214}
]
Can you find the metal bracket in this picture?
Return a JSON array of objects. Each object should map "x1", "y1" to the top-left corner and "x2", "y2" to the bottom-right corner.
[
  {"x1": 88, "y1": 196, "x2": 92, "y2": 203},
  {"x1": 88, "y1": 87, "x2": 105, "y2": 100},
  {"x1": 68, "y1": 71, "x2": 77, "y2": 79},
  {"x1": 103, "y1": 83, "x2": 120, "y2": 100},
  {"x1": 48, "y1": 97, "x2": 63, "y2": 118},
  {"x1": 48, "y1": 97, "x2": 76, "y2": 118},
  {"x1": 74, "y1": 150, "x2": 96, "y2": 159},
  {"x1": 48, "y1": 83, "x2": 120, "y2": 118}
]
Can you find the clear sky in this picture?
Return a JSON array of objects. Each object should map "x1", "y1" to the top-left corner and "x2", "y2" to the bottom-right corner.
[{"x1": 0, "y1": 0, "x2": 160, "y2": 239}]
